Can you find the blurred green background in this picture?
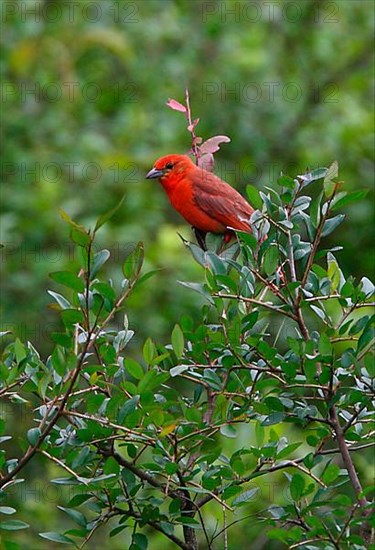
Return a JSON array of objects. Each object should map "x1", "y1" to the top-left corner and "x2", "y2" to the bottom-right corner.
[{"x1": 1, "y1": 0, "x2": 374, "y2": 548}]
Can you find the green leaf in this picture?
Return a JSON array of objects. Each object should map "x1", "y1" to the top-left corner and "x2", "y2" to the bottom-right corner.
[
  {"x1": 220, "y1": 425, "x2": 237, "y2": 438},
  {"x1": 136, "y1": 269, "x2": 162, "y2": 287},
  {"x1": 49, "y1": 271, "x2": 85, "y2": 293},
  {"x1": 171, "y1": 324, "x2": 184, "y2": 359},
  {"x1": 301, "y1": 167, "x2": 328, "y2": 185},
  {"x1": 118, "y1": 396, "x2": 139, "y2": 422},
  {"x1": 143, "y1": 338, "x2": 155, "y2": 364},
  {"x1": 203, "y1": 369, "x2": 222, "y2": 390},
  {"x1": 103, "y1": 457, "x2": 120, "y2": 476},
  {"x1": 47, "y1": 290, "x2": 71, "y2": 310},
  {"x1": 310, "y1": 191, "x2": 323, "y2": 229},
  {"x1": 261, "y1": 412, "x2": 284, "y2": 426},
  {"x1": 246, "y1": 185, "x2": 262, "y2": 210},
  {"x1": 290, "y1": 474, "x2": 305, "y2": 501},
  {"x1": 70, "y1": 227, "x2": 91, "y2": 247},
  {"x1": 310, "y1": 304, "x2": 326, "y2": 321},
  {"x1": 110, "y1": 525, "x2": 128, "y2": 538},
  {"x1": 183, "y1": 240, "x2": 207, "y2": 267},
  {"x1": 61, "y1": 309, "x2": 84, "y2": 325},
  {"x1": 325, "y1": 160, "x2": 338, "y2": 181},
  {"x1": 277, "y1": 175, "x2": 295, "y2": 189},
  {"x1": 321, "y1": 214, "x2": 345, "y2": 237},
  {"x1": 94, "y1": 195, "x2": 125, "y2": 233},
  {"x1": 165, "y1": 462, "x2": 179, "y2": 475},
  {"x1": 323, "y1": 160, "x2": 338, "y2": 197},
  {"x1": 90, "y1": 249, "x2": 110, "y2": 279},
  {"x1": 1, "y1": 520, "x2": 29, "y2": 531},
  {"x1": 170, "y1": 365, "x2": 189, "y2": 377},
  {"x1": 58, "y1": 507, "x2": 87, "y2": 528},
  {"x1": 360, "y1": 277, "x2": 374, "y2": 298},
  {"x1": 331, "y1": 190, "x2": 368, "y2": 211},
  {"x1": 122, "y1": 242, "x2": 144, "y2": 280},
  {"x1": 205, "y1": 251, "x2": 227, "y2": 275},
  {"x1": 39, "y1": 532, "x2": 74, "y2": 544},
  {"x1": 125, "y1": 359, "x2": 144, "y2": 380},
  {"x1": 27, "y1": 427, "x2": 41, "y2": 446},
  {"x1": 327, "y1": 253, "x2": 344, "y2": 291},
  {"x1": 262, "y1": 244, "x2": 279, "y2": 276},
  {"x1": 237, "y1": 231, "x2": 258, "y2": 250},
  {"x1": 178, "y1": 281, "x2": 215, "y2": 304},
  {"x1": 232, "y1": 487, "x2": 259, "y2": 506},
  {"x1": 132, "y1": 533, "x2": 148, "y2": 550},
  {"x1": 92, "y1": 281, "x2": 116, "y2": 302},
  {"x1": 357, "y1": 326, "x2": 374, "y2": 353},
  {"x1": 322, "y1": 463, "x2": 340, "y2": 484},
  {"x1": 59, "y1": 209, "x2": 90, "y2": 245},
  {"x1": 14, "y1": 338, "x2": 26, "y2": 363},
  {"x1": 277, "y1": 442, "x2": 303, "y2": 460},
  {"x1": 0, "y1": 507, "x2": 16, "y2": 515},
  {"x1": 267, "y1": 528, "x2": 290, "y2": 543}
]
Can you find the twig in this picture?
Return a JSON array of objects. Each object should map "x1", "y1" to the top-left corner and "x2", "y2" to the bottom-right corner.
[
  {"x1": 213, "y1": 292, "x2": 297, "y2": 321},
  {"x1": 38, "y1": 449, "x2": 89, "y2": 485},
  {"x1": 329, "y1": 406, "x2": 368, "y2": 507}
]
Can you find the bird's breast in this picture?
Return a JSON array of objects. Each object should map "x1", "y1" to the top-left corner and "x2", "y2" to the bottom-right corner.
[{"x1": 160, "y1": 175, "x2": 225, "y2": 233}]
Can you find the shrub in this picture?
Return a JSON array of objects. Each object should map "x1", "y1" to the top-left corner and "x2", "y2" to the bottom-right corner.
[{"x1": 1, "y1": 160, "x2": 373, "y2": 549}]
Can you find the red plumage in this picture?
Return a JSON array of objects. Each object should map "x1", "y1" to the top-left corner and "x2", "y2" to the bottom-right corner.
[{"x1": 146, "y1": 154, "x2": 254, "y2": 243}]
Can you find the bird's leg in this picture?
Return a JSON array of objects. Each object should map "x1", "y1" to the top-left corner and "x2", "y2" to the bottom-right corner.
[{"x1": 193, "y1": 227, "x2": 207, "y2": 250}]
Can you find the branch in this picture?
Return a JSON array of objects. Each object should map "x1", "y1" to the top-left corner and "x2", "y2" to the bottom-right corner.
[
  {"x1": 213, "y1": 292, "x2": 297, "y2": 321},
  {"x1": 0, "y1": 239, "x2": 138, "y2": 489},
  {"x1": 196, "y1": 441, "x2": 371, "y2": 510},
  {"x1": 329, "y1": 407, "x2": 368, "y2": 508}
]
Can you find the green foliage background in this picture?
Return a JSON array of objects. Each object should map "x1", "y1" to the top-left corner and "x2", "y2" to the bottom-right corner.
[{"x1": 1, "y1": 0, "x2": 374, "y2": 548}]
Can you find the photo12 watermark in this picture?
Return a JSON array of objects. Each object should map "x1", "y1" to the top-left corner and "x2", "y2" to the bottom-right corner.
[
  {"x1": 201, "y1": 81, "x2": 339, "y2": 104},
  {"x1": 1, "y1": 1, "x2": 140, "y2": 24},
  {"x1": 2, "y1": 160, "x2": 141, "y2": 185},
  {"x1": 201, "y1": 1, "x2": 339, "y2": 24},
  {"x1": 1, "y1": 81, "x2": 139, "y2": 104},
  {"x1": 0, "y1": 241, "x2": 136, "y2": 264}
]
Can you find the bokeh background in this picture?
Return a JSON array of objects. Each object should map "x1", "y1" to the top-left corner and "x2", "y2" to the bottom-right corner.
[{"x1": 1, "y1": 0, "x2": 374, "y2": 548}]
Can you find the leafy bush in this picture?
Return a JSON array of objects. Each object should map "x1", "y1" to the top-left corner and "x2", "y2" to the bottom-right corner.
[{"x1": 1, "y1": 158, "x2": 374, "y2": 549}]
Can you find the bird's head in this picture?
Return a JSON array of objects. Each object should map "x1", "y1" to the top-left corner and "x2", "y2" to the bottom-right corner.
[{"x1": 146, "y1": 154, "x2": 195, "y2": 181}]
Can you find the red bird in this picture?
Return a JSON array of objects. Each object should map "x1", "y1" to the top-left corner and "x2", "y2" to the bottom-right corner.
[{"x1": 146, "y1": 154, "x2": 254, "y2": 248}]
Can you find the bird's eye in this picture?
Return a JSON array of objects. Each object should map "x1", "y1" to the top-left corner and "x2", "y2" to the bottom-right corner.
[{"x1": 165, "y1": 162, "x2": 173, "y2": 169}]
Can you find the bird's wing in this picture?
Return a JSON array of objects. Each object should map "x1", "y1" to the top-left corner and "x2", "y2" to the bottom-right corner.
[{"x1": 192, "y1": 172, "x2": 254, "y2": 232}]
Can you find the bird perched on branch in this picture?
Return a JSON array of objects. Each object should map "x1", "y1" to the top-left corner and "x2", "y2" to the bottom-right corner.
[{"x1": 146, "y1": 154, "x2": 254, "y2": 249}]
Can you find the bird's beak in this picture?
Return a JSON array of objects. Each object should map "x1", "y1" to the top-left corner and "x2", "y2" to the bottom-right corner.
[{"x1": 146, "y1": 167, "x2": 164, "y2": 179}]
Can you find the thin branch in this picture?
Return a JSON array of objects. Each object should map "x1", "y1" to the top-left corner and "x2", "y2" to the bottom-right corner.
[
  {"x1": 213, "y1": 292, "x2": 297, "y2": 321},
  {"x1": 285, "y1": 209, "x2": 297, "y2": 287},
  {"x1": 250, "y1": 268, "x2": 291, "y2": 306},
  {"x1": 62, "y1": 410, "x2": 155, "y2": 442},
  {"x1": 289, "y1": 460, "x2": 326, "y2": 488},
  {"x1": 38, "y1": 449, "x2": 89, "y2": 485},
  {"x1": 289, "y1": 537, "x2": 336, "y2": 549},
  {"x1": 329, "y1": 406, "x2": 368, "y2": 507},
  {"x1": 0, "y1": 237, "x2": 139, "y2": 489},
  {"x1": 189, "y1": 481, "x2": 233, "y2": 512},
  {"x1": 197, "y1": 441, "x2": 371, "y2": 510},
  {"x1": 335, "y1": 502, "x2": 360, "y2": 544},
  {"x1": 343, "y1": 403, "x2": 369, "y2": 433}
]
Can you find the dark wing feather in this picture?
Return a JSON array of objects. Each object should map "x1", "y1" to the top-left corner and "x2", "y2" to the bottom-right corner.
[{"x1": 192, "y1": 170, "x2": 254, "y2": 232}]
